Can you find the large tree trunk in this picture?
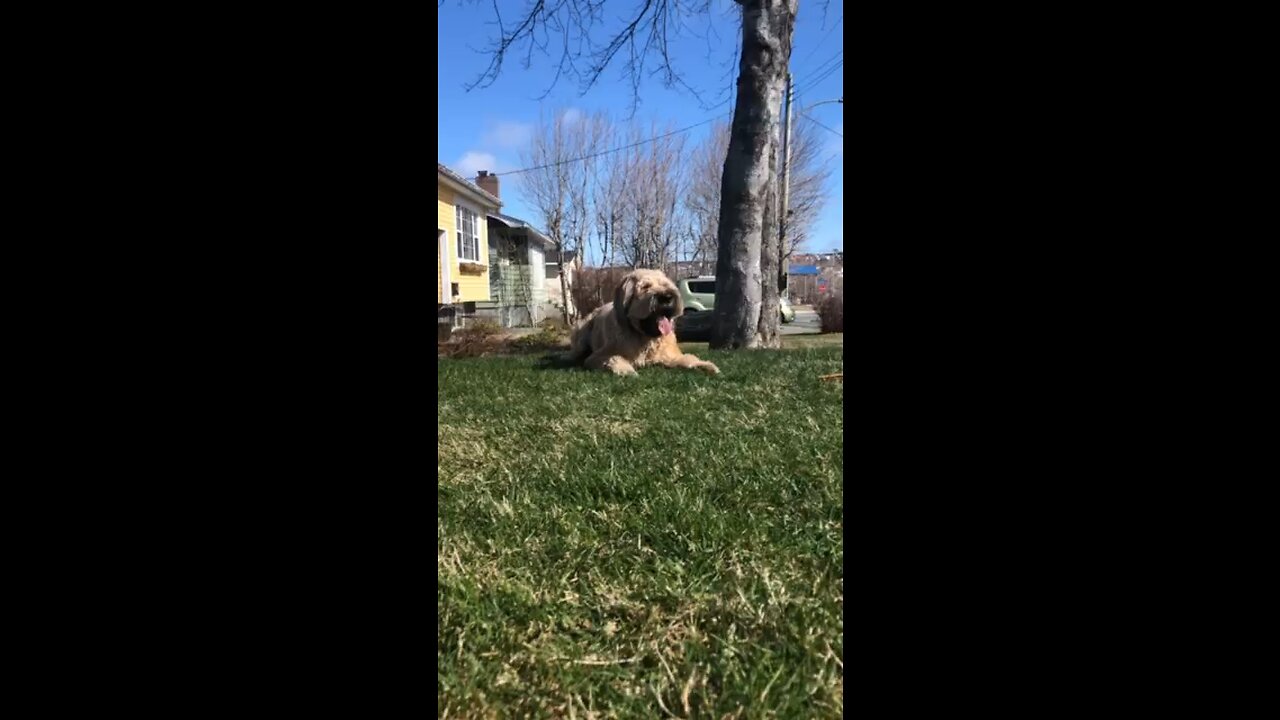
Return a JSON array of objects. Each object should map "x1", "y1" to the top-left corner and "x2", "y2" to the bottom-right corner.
[
  {"x1": 710, "y1": 0, "x2": 795, "y2": 349},
  {"x1": 557, "y1": 246, "x2": 572, "y2": 325},
  {"x1": 757, "y1": 112, "x2": 781, "y2": 348}
]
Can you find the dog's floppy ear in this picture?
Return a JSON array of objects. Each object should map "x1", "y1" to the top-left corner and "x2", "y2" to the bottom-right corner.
[{"x1": 614, "y1": 274, "x2": 635, "y2": 327}]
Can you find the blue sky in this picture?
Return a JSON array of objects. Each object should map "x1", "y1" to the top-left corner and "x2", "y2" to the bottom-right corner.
[{"x1": 437, "y1": 0, "x2": 844, "y2": 257}]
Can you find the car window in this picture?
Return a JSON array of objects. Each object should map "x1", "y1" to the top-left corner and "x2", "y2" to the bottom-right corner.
[{"x1": 688, "y1": 281, "x2": 715, "y2": 294}]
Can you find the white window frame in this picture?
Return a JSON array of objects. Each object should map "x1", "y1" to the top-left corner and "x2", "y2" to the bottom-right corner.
[{"x1": 455, "y1": 204, "x2": 481, "y2": 262}]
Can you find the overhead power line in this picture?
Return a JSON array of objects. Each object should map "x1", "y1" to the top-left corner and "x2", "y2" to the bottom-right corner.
[
  {"x1": 796, "y1": 58, "x2": 843, "y2": 96},
  {"x1": 493, "y1": 113, "x2": 729, "y2": 177},
  {"x1": 795, "y1": 17, "x2": 844, "y2": 71},
  {"x1": 800, "y1": 112, "x2": 843, "y2": 138},
  {"x1": 796, "y1": 50, "x2": 842, "y2": 90},
  {"x1": 490, "y1": 53, "x2": 840, "y2": 179}
]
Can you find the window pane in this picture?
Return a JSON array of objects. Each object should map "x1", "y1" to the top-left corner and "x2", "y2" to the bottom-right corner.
[{"x1": 454, "y1": 206, "x2": 482, "y2": 261}]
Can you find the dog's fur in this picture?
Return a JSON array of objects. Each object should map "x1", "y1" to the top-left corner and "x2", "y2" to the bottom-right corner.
[{"x1": 565, "y1": 269, "x2": 720, "y2": 376}]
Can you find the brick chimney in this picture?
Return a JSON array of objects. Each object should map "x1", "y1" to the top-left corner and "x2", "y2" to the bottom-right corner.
[{"x1": 476, "y1": 170, "x2": 499, "y2": 199}]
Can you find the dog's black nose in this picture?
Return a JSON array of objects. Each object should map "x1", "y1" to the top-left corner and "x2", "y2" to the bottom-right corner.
[{"x1": 657, "y1": 291, "x2": 675, "y2": 304}]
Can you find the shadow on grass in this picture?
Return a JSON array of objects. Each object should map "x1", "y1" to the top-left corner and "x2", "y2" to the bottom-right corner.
[{"x1": 533, "y1": 352, "x2": 582, "y2": 371}]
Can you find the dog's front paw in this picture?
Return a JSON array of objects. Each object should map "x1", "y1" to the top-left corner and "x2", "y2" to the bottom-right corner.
[
  {"x1": 605, "y1": 357, "x2": 638, "y2": 376},
  {"x1": 697, "y1": 362, "x2": 720, "y2": 375}
]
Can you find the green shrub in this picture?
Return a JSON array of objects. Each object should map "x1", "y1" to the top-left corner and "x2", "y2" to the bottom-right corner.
[{"x1": 509, "y1": 326, "x2": 568, "y2": 353}]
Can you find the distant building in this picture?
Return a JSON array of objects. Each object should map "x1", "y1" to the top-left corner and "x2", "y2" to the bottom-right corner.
[
  {"x1": 786, "y1": 261, "x2": 841, "y2": 304},
  {"x1": 790, "y1": 252, "x2": 843, "y2": 268}
]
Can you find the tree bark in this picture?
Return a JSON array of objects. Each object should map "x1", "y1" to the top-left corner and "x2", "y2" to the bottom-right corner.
[
  {"x1": 757, "y1": 127, "x2": 781, "y2": 347},
  {"x1": 710, "y1": 0, "x2": 796, "y2": 349},
  {"x1": 557, "y1": 246, "x2": 572, "y2": 325}
]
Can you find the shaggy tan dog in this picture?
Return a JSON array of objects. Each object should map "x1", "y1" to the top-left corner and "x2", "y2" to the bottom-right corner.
[{"x1": 567, "y1": 269, "x2": 720, "y2": 376}]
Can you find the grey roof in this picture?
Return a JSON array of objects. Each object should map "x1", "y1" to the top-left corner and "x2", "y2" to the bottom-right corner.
[
  {"x1": 437, "y1": 163, "x2": 501, "y2": 206},
  {"x1": 486, "y1": 211, "x2": 552, "y2": 247},
  {"x1": 490, "y1": 211, "x2": 537, "y2": 229}
]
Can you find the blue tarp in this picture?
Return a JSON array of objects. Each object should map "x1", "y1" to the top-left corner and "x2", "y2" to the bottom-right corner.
[{"x1": 789, "y1": 264, "x2": 820, "y2": 275}]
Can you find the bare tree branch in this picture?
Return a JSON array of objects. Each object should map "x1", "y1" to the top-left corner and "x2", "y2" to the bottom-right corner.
[
  {"x1": 780, "y1": 106, "x2": 835, "y2": 258},
  {"x1": 519, "y1": 110, "x2": 612, "y2": 322},
  {"x1": 608, "y1": 121, "x2": 686, "y2": 269},
  {"x1": 684, "y1": 120, "x2": 731, "y2": 264},
  {"x1": 688, "y1": 109, "x2": 831, "y2": 265},
  {"x1": 461, "y1": 0, "x2": 725, "y2": 113}
]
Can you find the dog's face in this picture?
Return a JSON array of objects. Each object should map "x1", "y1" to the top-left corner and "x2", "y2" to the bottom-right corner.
[{"x1": 614, "y1": 269, "x2": 684, "y2": 338}]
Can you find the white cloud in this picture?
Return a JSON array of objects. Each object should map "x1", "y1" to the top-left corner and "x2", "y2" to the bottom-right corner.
[
  {"x1": 482, "y1": 121, "x2": 532, "y2": 149},
  {"x1": 454, "y1": 151, "x2": 499, "y2": 179},
  {"x1": 561, "y1": 108, "x2": 582, "y2": 125}
]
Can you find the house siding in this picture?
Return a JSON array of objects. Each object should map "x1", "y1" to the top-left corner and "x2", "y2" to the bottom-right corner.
[
  {"x1": 438, "y1": 187, "x2": 453, "y2": 303},
  {"x1": 437, "y1": 183, "x2": 491, "y2": 302},
  {"x1": 528, "y1": 245, "x2": 547, "y2": 304}
]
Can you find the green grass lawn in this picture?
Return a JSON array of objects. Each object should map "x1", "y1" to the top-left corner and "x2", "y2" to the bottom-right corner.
[{"x1": 438, "y1": 341, "x2": 844, "y2": 718}]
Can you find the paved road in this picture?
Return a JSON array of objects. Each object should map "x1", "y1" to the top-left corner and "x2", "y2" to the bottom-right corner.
[{"x1": 781, "y1": 306, "x2": 821, "y2": 335}]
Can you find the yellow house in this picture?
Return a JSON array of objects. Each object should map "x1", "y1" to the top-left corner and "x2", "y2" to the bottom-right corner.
[{"x1": 438, "y1": 162, "x2": 502, "y2": 304}]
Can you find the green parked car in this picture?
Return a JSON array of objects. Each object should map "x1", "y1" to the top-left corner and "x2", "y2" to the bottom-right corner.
[{"x1": 677, "y1": 276, "x2": 795, "y2": 322}]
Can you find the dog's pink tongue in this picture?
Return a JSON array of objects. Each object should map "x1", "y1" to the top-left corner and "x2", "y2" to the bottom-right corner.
[{"x1": 659, "y1": 316, "x2": 674, "y2": 335}]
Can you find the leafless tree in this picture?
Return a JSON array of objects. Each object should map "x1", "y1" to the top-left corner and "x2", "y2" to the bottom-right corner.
[
  {"x1": 563, "y1": 114, "x2": 606, "y2": 321},
  {"x1": 781, "y1": 100, "x2": 835, "y2": 261},
  {"x1": 685, "y1": 120, "x2": 731, "y2": 267},
  {"x1": 689, "y1": 113, "x2": 832, "y2": 274},
  {"x1": 518, "y1": 109, "x2": 600, "y2": 325},
  {"x1": 611, "y1": 122, "x2": 687, "y2": 270},
  {"x1": 591, "y1": 118, "x2": 627, "y2": 272}
]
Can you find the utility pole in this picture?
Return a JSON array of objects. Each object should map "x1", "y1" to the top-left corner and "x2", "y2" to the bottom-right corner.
[{"x1": 778, "y1": 72, "x2": 794, "y2": 298}]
